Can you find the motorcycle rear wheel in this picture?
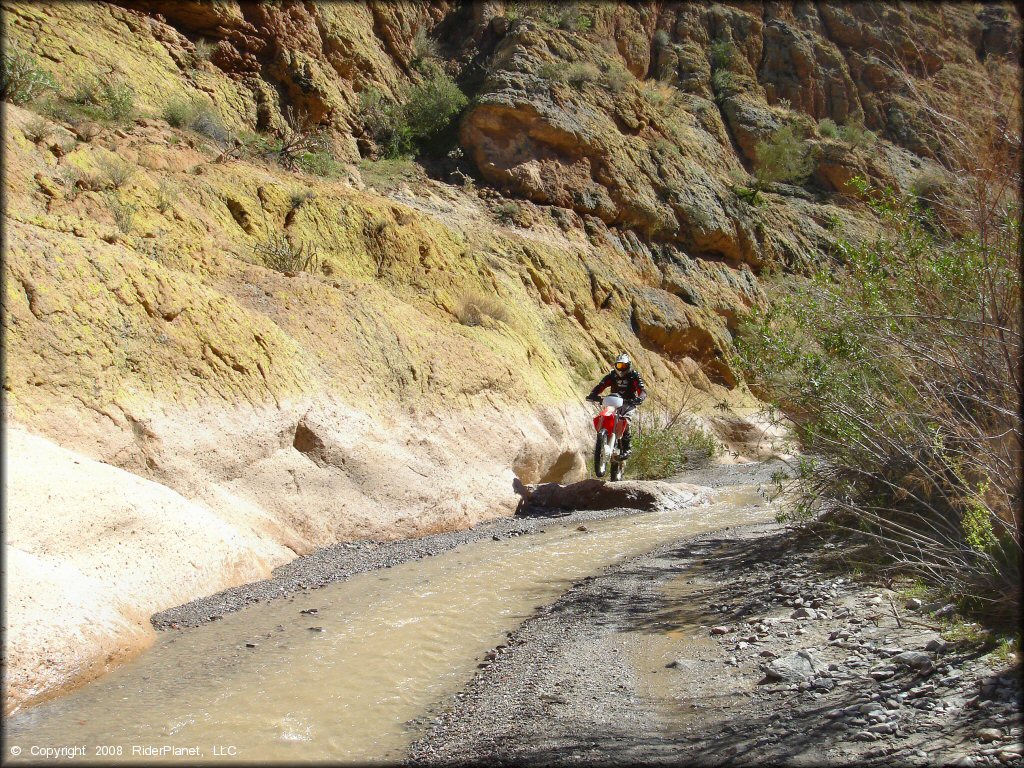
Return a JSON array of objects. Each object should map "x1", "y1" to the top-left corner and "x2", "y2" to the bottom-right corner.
[{"x1": 610, "y1": 459, "x2": 624, "y2": 482}]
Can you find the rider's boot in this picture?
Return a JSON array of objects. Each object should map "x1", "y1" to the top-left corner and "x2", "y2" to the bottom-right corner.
[{"x1": 620, "y1": 432, "x2": 632, "y2": 459}]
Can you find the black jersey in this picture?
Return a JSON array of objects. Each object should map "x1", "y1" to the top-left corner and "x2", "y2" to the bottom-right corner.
[{"x1": 588, "y1": 369, "x2": 647, "y2": 403}]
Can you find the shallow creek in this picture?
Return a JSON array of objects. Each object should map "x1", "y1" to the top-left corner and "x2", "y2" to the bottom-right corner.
[{"x1": 7, "y1": 483, "x2": 773, "y2": 763}]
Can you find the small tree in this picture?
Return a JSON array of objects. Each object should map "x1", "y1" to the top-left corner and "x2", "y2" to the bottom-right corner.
[{"x1": 753, "y1": 124, "x2": 815, "y2": 186}]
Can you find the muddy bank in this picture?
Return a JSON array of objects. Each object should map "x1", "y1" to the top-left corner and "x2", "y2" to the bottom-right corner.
[{"x1": 407, "y1": 519, "x2": 1022, "y2": 766}]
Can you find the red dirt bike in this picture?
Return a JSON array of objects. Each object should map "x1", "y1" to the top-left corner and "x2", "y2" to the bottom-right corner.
[{"x1": 591, "y1": 394, "x2": 630, "y2": 481}]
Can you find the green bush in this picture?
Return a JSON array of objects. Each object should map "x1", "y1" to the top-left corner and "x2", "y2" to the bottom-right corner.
[
  {"x1": 296, "y1": 150, "x2": 339, "y2": 177},
  {"x1": 736, "y1": 176, "x2": 1021, "y2": 625},
  {"x1": 62, "y1": 74, "x2": 135, "y2": 124},
  {"x1": 359, "y1": 69, "x2": 467, "y2": 158},
  {"x1": 1, "y1": 46, "x2": 57, "y2": 105},
  {"x1": 403, "y1": 68, "x2": 468, "y2": 145},
  {"x1": 537, "y1": 62, "x2": 564, "y2": 83},
  {"x1": 753, "y1": 124, "x2": 815, "y2": 186},
  {"x1": 711, "y1": 69, "x2": 737, "y2": 100},
  {"x1": 556, "y1": 5, "x2": 592, "y2": 31},
  {"x1": 837, "y1": 118, "x2": 875, "y2": 148},
  {"x1": 494, "y1": 201, "x2": 525, "y2": 225},
  {"x1": 163, "y1": 97, "x2": 199, "y2": 128},
  {"x1": 411, "y1": 28, "x2": 439, "y2": 72},
  {"x1": 358, "y1": 87, "x2": 410, "y2": 157},
  {"x1": 709, "y1": 40, "x2": 737, "y2": 71},
  {"x1": 603, "y1": 62, "x2": 632, "y2": 93},
  {"x1": 817, "y1": 117, "x2": 840, "y2": 139},
  {"x1": 628, "y1": 408, "x2": 719, "y2": 479}
]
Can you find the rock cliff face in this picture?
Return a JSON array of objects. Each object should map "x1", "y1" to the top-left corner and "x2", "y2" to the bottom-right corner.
[{"x1": 1, "y1": 0, "x2": 1019, "y2": 714}]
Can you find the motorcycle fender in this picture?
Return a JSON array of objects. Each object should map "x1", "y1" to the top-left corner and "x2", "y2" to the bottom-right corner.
[{"x1": 601, "y1": 413, "x2": 617, "y2": 435}]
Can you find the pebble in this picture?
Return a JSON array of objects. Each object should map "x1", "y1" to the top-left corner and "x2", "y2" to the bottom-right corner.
[{"x1": 978, "y1": 728, "x2": 1003, "y2": 742}]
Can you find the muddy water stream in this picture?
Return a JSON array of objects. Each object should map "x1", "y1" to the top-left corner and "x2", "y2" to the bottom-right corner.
[{"x1": 7, "y1": 483, "x2": 772, "y2": 763}]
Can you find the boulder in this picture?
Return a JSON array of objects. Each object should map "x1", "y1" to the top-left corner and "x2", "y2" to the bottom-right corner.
[{"x1": 763, "y1": 649, "x2": 823, "y2": 682}]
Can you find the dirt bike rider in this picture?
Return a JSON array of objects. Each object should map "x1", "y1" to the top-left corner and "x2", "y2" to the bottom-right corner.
[{"x1": 586, "y1": 353, "x2": 647, "y2": 459}]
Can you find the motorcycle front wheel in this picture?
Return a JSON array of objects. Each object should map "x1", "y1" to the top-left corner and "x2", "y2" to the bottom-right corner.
[{"x1": 593, "y1": 430, "x2": 610, "y2": 478}]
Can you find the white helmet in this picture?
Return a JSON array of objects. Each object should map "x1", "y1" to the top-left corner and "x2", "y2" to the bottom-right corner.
[{"x1": 614, "y1": 353, "x2": 631, "y2": 378}]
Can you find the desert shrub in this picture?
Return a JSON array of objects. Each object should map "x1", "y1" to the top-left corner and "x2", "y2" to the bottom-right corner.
[
  {"x1": 192, "y1": 107, "x2": 232, "y2": 144},
  {"x1": 537, "y1": 62, "x2": 564, "y2": 83},
  {"x1": 411, "y1": 27, "x2": 439, "y2": 72},
  {"x1": 1, "y1": 46, "x2": 57, "y2": 105},
  {"x1": 555, "y1": 5, "x2": 592, "y2": 31},
  {"x1": 653, "y1": 29, "x2": 670, "y2": 48},
  {"x1": 59, "y1": 165, "x2": 103, "y2": 197},
  {"x1": 709, "y1": 40, "x2": 737, "y2": 71},
  {"x1": 753, "y1": 124, "x2": 815, "y2": 186},
  {"x1": 253, "y1": 232, "x2": 321, "y2": 274},
  {"x1": 163, "y1": 97, "x2": 199, "y2": 128},
  {"x1": 710, "y1": 69, "x2": 737, "y2": 100},
  {"x1": 155, "y1": 179, "x2": 178, "y2": 213},
  {"x1": 728, "y1": 168, "x2": 764, "y2": 206},
  {"x1": 23, "y1": 114, "x2": 52, "y2": 143},
  {"x1": 565, "y1": 62, "x2": 600, "y2": 88},
  {"x1": 494, "y1": 201, "x2": 525, "y2": 225},
  {"x1": 358, "y1": 87, "x2": 411, "y2": 157},
  {"x1": 629, "y1": 407, "x2": 719, "y2": 480},
  {"x1": 603, "y1": 62, "x2": 632, "y2": 93},
  {"x1": 105, "y1": 193, "x2": 137, "y2": 233},
  {"x1": 165, "y1": 96, "x2": 232, "y2": 144},
  {"x1": 96, "y1": 154, "x2": 135, "y2": 189},
  {"x1": 456, "y1": 291, "x2": 512, "y2": 327},
  {"x1": 65, "y1": 74, "x2": 135, "y2": 123},
  {"x1": 269, "y1": 106, "x2": 331, "y2": 170},
  {"x1": 817, "y1": 117, "x2": 840, "y2": 139},
  {"x1": 736, "y1": 175, "x2": 1021, "y2": 625},
  {"x1": 641, "y1": 81, "x2": 677, "y2": 108},
  {"x1": 193, "y1": 38, "x2": 215, "y2": 64},
  {"x1": 837, "y1": 118, "x2": 876, "y2": 148},
  {"x1": 295, "y1": 150, "x2": 338, "y2": 177},
  {"x1": 910, "y1": 168, "x2": 949, "y2": 202},
  {"x1": 289, "y1": 189, "x2": 316, "y2": 210}
]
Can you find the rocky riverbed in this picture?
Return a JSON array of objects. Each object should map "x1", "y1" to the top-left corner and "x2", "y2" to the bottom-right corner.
[{"x1": 407, "y1": 520, "x2": 1022, "y2": 766}]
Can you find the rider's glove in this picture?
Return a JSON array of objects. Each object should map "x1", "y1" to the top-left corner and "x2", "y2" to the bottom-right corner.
[{"x1": 586, "y1": 394, "x2": 600, "y2": 403}]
